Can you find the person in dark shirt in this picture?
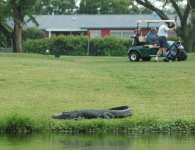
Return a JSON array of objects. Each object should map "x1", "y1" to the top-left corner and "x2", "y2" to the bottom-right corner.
[{"x1": 146, "y1": 28, "x2": 159, "y2": 45}]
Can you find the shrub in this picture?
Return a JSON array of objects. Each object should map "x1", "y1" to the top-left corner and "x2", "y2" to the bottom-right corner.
[
  {"x1": 24, "y1": 35, "x2": 131, "y2": 56},
  {"x1": 0, "y1": 32, "x2": 11, "y2": 48},
  {"x1": 49, "y1": 35, "x2": 88, "y2": 56},
  {"x1": 24, "y1": 38, "x2": 51, "y2": 54},
  {"x1": 23, "y1": 27, "x2": 46, "y2": 41},
  {"x1": 89, "y1": 36, "x2": 130, "y2": 56},
  {"x1": 3, "y1": 113, "x2": 36, "y2": 133}
]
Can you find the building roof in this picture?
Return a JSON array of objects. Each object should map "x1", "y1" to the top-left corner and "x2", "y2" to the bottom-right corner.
[{"x1": 26, "y1": 14, "x2": 179, "y2": 32}]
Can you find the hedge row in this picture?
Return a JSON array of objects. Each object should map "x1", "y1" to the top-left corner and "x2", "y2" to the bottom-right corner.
[
  {"x1": 23, "y1": 35, "x2": 131, "y2": 56},
  {"x1": 23, "y1": 27, "x2": 46, "y2": 41}
]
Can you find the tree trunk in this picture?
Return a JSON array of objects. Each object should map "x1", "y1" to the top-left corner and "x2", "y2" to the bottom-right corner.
[
  {"x1": 179, "y1": 8, "x2": 195, "y2": 52},
  {"x1": 179, "y1": 22, "x2": 191, "y2": 52},
  {"x1": 11, "y1": 0, "x2": 24, "y2": 53},
  {"x1": 181, "y1": 35, "x2": 193, "y2": 52},
  {"x1": 12, "y1": 23, "x2": 23, "y2": 53}
]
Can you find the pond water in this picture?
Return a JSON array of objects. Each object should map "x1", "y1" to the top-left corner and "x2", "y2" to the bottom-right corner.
[{"x1": 0, "y1": 133, "x2": 195, "y2": 150}]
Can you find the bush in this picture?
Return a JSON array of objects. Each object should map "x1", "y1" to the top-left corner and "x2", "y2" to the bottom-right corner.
[
  {"x1": 2, "y1": 113, "x2": 36, "y2": 133},
  {"x1": 89, "y1": 36, "x2": 129, "y2": 56},
  {"x1": 49, "y1": 35, "x2": 88, "y2": 56},
  {"x1": 24, "y1": 38, "x2": 51, "y2": 54},
  {"x1": 0, "y1": 33, "x2": 11, "y2": 48},
  {"x1": 23, "y1": 27, "x2": 46, "y2": 41},
  {"x1": 24, "y1": 35, "x2": 131, "y2": 56}
]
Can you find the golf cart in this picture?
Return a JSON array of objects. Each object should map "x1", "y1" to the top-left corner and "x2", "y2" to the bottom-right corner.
[{"x1": 128, "y1": 20, "x2": 187, "y2": 62}]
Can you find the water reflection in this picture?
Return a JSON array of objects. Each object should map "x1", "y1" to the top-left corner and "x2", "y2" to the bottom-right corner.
[
  {"x1": 0, "y1": 133, "x2": 195, "y2": 150},
  {"x1": 60, "y1": 134, "x2": 131, "y2": 150}
]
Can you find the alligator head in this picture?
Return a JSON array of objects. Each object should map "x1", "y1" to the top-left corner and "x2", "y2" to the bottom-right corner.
[{"x1": 52, "y1": 111, "x2": 78, "y2": 119}]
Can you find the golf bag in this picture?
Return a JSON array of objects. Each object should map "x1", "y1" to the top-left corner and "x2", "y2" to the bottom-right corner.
[
  {"x1": 176, "y1": 49, "x2": 187, "y2": 61},
  {"x1": 164, "y1": 41, "x2": 187, "y2": 62}
]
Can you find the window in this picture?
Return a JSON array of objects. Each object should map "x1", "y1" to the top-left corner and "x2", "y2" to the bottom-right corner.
[
  {"x1": 110, "y1": 30, "x2": 134, "y2": 38},
  {"x1": 110, "y1": 32, "x2": 121, "y2": 38},
  {"x1": 89, "y1": 30, "x2": 101, "y2": 38}
]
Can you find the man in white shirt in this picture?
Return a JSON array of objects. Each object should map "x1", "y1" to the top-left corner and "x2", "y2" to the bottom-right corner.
[{"x1": 155, "y1": 22, "x2": 175, "y2": 61}]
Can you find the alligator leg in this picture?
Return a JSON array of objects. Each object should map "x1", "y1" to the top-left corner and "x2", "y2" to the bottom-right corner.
[
  {"x1": 72, "y1": 116, "x2": 82, "y2": 120},
  {"x1": 102, "y1": 112, "x2": 114, "y2": 118}
]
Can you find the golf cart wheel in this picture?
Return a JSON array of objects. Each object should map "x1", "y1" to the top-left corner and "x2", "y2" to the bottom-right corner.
[
  {"x1": 129, "y1": 51, "x2": 140, "y2": 61},
  {"x1": 142, "y1": 57, "x2": 151, "y2": 61}
]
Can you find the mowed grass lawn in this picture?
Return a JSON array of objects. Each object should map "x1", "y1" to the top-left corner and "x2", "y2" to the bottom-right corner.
[{"x1": 0, "y1": 53, "x2": 195, "y2": 126}]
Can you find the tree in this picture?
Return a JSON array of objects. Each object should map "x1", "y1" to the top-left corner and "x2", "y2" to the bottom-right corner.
[
  {"x1": 78, "y1": 0, "x2": 138, "y2": 14},
  {"x1": 35, "y1": 0, "x2": 77, "y2": 15},
  {"x1": 188, "y1": 0, "x2": 195, "y2": 8},
  {"x1": 135, "y1": 0, "x2": 194, "y2": 52},
  {"x1": 99, "y1": 0, "x2": 112, "y2": 14},
  {"x1": 109, "y1": 0, "x2": 133, "y2": 14},
  {"x1": 188, "y1": 0, "x2": 195, "y2": 50},
  {"x1": 0, "y1": 0, "x2": 38, "y2": 52},
  {"x1": 78, "y1": 0, "x2": 101, "y2": 14},
  {"x1": 0, "y1": 1, "x2": 12, "y2": 47}
]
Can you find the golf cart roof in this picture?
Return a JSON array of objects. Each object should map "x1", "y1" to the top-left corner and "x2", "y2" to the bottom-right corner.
[
  {"x1": 136, "y1": 20, "x2": 176, "y2": 28},
  {"x1": 137, "y1": 20, "x2": 175, "y2": 23}
]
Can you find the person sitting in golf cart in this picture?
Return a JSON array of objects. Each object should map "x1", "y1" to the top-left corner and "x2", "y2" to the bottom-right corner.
[
  {"x1": 131, "y1": 29, "x2": 141, "y2": 46},
  {"x1": 146, "y1": 28, "x2": 159, "y2": 45}
]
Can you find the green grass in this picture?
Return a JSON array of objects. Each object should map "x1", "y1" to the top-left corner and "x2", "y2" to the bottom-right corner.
[{"x1": 0, "y1": 53, "x2": 195, "y2": 133}]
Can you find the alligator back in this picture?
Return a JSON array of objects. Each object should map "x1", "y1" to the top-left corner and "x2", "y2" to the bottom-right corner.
[{"x1": 52, "y1": 106, "x2": 132, "y2": 120}]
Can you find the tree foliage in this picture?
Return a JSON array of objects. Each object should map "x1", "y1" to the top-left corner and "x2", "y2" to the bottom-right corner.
[
  {"x1": 78, "y1": 0, "x2": 101, "y2": 14},
  {"x1": 77, "y1": 0, "x2": 139, "y2": 14},
  {"x1": 35, "y1": 0, "x2": 77, "y2": 15}
]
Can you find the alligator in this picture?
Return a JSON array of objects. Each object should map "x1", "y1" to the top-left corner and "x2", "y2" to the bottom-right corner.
[{"x1": 52, "y1": 106, "x2": 132, "y2": 120}]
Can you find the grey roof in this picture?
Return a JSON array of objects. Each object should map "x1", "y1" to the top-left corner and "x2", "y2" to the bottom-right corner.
[{"x1": 26, "y1": 14, "x2": 179, "y2": 31}]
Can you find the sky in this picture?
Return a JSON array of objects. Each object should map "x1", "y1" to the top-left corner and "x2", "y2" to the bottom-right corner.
[{"x1": 76, "y1": 0, "x2": 80, "y2": 6}]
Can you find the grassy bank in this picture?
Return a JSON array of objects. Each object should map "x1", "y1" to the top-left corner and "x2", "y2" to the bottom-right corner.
[{"x1": 0, "y1": 53, "x2": 195, "y2": 133}]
